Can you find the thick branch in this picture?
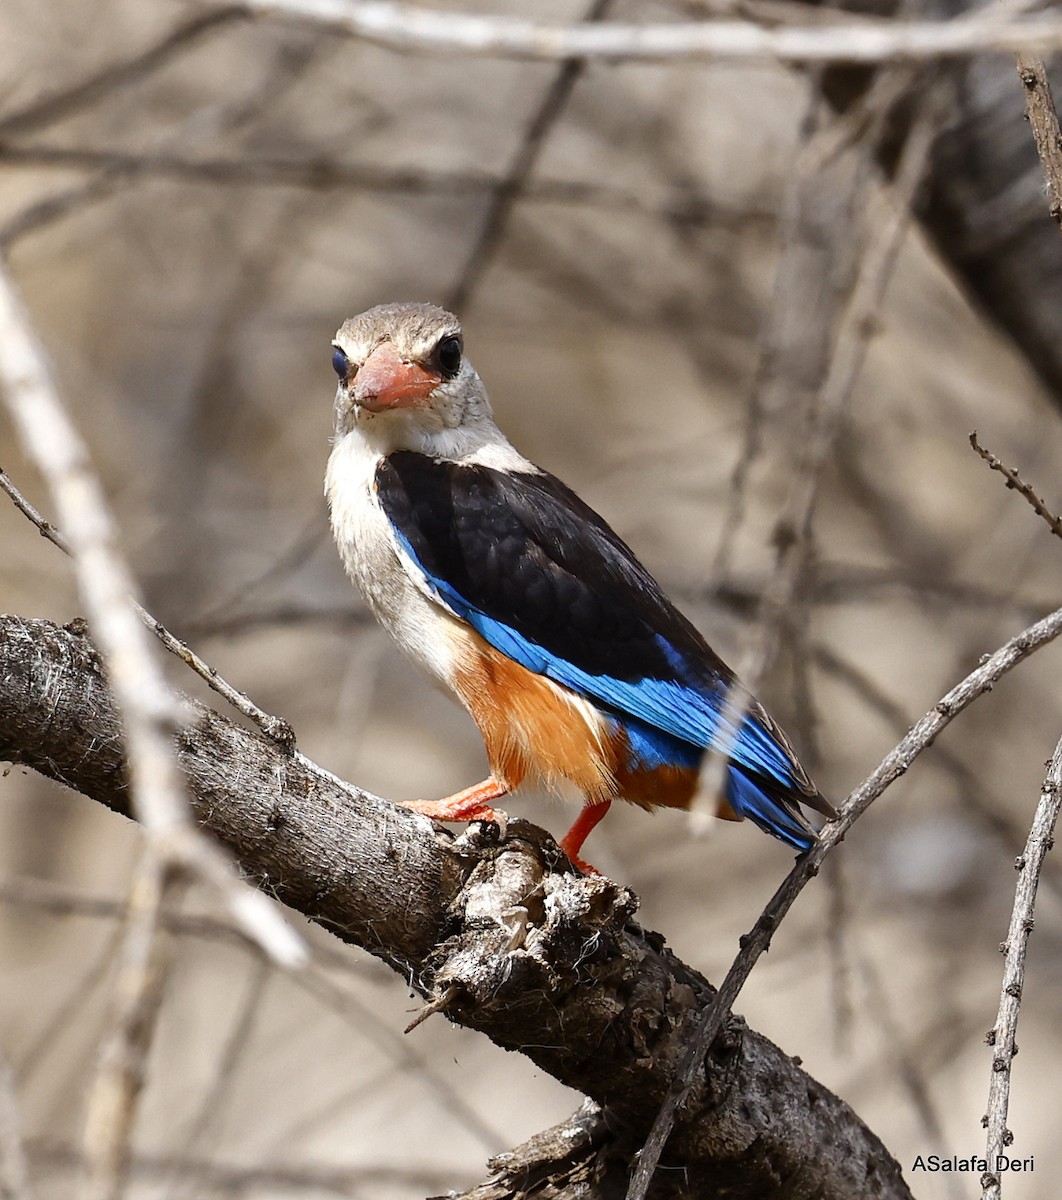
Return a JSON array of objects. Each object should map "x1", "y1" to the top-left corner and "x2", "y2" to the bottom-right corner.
[{"x1": 0, "y1": 614, "x2": 909, "y2": 1200}]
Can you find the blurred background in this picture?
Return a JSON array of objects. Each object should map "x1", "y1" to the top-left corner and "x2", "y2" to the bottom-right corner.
[{"x1": 1, "y1": 1, "x2": 1062, "y2": 1197}]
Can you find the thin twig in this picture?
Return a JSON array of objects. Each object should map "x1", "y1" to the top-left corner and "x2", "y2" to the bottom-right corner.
[
  {"x1": 626, "y1": 601, "x2": 1062, "y2": 1200},
  {"x1": 1014, "y1": 53, "x2": 1062, "y2": 236},
  {"x1": 970, "y1": 431, "x2": 1062, "y2": 542},
  {"x1": 0, "y1": 469, "x2": 296, "y2": 749},
  {"x1": 245, "y1": 0, "x2": 1062, "y2": 64},
  {"x1": 696, "y1": 81, "x2": 947, "y2": 826},
  {"x1": 812, "y1": 640, "x2": 1062, "y2": 903},
  {"x1": 0, "y1": 259, "x2": 302, "y2": 968},
  {"x1": 980, "y1": 733, "x2": 1062, "y2": 1199},
  {"x1": 446, "y1": 0, "x2": 614, "y2": 313}
]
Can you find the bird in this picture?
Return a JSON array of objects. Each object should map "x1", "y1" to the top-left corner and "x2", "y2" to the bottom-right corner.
[{"x1": 325, "y1": 302, "x2": 835, "y2": 872}]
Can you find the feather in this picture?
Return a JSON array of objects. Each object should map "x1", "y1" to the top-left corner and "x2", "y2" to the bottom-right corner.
[{"x1": 377, "y1": 452, "x2": 829, "y2": 850}]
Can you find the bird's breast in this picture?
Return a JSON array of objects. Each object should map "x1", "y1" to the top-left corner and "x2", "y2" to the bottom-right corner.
[{"x1": 326, "y1": 432, "x2": 466, "y2": 688}]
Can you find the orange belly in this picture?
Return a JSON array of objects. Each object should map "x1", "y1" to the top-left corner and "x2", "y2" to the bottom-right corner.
[{"x1": 451, "y1": 630, "x2": 702, "y2": 812}]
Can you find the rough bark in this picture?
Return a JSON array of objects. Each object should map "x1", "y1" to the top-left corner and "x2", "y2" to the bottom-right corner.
[{"x1": 0, "y1": 614, "x2": 911, "y2": 1200}]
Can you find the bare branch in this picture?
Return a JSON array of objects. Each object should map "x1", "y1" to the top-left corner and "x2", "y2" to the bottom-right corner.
[
  {"x1": 246, "y1": 0, "x2": 1062, "y2": 65},
  {"x1": 80, "y1": 853, "x2": 176, "y2": 1200},
  {"x1": 628, "y1": 599, "x2": 1062, "y2": 1200},
  {"x1": 1014, "y1": 52, "x2": 1062, "y2": 236},
  {"x1": 0, "y1": 615, "x2": 913, "y2": 1200},
  {"x1": 0, "y1": 261, "x2": 301, "y2": 968},
  {"x1": 0, "y1": 465, "x2": 296, "y2": 749},
  {"x1": 446, "y1": 0, "x2": 615, "y2": 313},
  {"x1": 970, "y1": 431, "x2": 1062, "y2": 541},
  {"x1": 980, "y1": 733, "x2": 1062, "y2": 1198},
  {"x1": 813, "y1": 640, "x2": 1062, "y2": 903}
]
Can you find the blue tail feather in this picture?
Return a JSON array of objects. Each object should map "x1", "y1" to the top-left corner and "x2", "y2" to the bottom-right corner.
[{"x1": 726, "y1": 768, "x2": 815, "y2": 852}]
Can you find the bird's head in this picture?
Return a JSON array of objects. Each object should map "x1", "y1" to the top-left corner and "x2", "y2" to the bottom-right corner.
[{"x1": 331, "y1": 303, "x2": 493, "y2": 451}]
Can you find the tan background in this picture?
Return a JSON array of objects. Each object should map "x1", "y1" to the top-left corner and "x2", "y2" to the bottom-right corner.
[{"x1": 1, "y1": 2, "x2": 1061, "y2": 1197}]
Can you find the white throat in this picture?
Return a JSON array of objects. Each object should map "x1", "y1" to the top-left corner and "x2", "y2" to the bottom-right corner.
[{"x1": 334, "y1": 399, "x2": 537, "y2": 473}]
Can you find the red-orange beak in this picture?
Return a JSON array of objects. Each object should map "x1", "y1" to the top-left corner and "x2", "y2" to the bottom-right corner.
[{"x1": 353, "y1": 342, "x2": 440, "y2": 412}]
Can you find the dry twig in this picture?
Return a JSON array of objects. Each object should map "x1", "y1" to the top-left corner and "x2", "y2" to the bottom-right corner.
[
  {"x1": 1014, "y1": 53, "x2": 1062, "y2": 236},
  {"x1": 627, "y1": 600, "x2": 1062, "y2": 1200},
  {"x1": 970, "y1": 431, "x2": 1062, "y2": 541},
  {"x1": 0, "y1": 260, "x2": 302, "y2": 978},
  {"x1": 813, "y1": 640, "x2": 1062, "y2": 902},
  {"x1": 446, "y1": 0, "x2": 614, "y2": 312},
  {"x1": 980, "y1": 734, "x2": 1062, "y2": 1199},
  {"x1": 0, "y1": 470, "x2": 295, "y2": 749},
  {"x1": 80, "y1": 853, "x2": 176, "y2": 1200}
]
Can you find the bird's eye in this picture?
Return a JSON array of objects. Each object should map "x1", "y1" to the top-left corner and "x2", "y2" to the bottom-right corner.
[
  {"x1": 436, "y1": 335, "x2": 462, "y2": 379},
  {"x1": 332, "y1": 347, "x2": 349, "y2": 379}
]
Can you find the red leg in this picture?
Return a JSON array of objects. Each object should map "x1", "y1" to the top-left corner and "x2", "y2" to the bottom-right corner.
[
  {"x1": 402, "y1": 776, "x2": 510, "y2": 824},
  {"x1": 559, "y1": 800, "x2": 612, "y2": 874}
]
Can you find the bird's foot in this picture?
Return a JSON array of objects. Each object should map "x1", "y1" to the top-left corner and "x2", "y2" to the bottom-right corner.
[
  {"x1": 560, "y1": 850, "x2": 601, "y2": 876},
  {"x1": 558, "y1": 799, "x2": 611, "y2": 875},
  {"x1": 401, "y1": 777, "x2": 510, "y2": 828}
]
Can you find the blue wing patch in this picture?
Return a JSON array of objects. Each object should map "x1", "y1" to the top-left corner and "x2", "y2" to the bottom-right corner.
[{"x1": 391, "y1": 527, "x2": 816, "y2": 851}]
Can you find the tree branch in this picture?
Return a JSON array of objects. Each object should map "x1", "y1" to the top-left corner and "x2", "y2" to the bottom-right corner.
[
  {"x1": 0, "y1": 614, "x2": 909, "y2": 1200},
  {"x1": 1014, "y1": 52, "x2": 1062, "y2": 237},
  {"x1": 629, "y1": 598, "x2": 1062, "y2": 1197},
  {"x1": 245, "y1": 0, "x2": 1062, "y2": 65},
  {"x1": 969, "y1": 432, "x2": 1062, "y2": 542},
  {"x1": 980, "y1": 733, "x2": 1062, "y2": 1199}
]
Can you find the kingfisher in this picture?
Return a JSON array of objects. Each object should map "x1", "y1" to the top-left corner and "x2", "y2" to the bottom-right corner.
[{"x1": 325, "y1": 302, "x2": 834, "y2": 871}]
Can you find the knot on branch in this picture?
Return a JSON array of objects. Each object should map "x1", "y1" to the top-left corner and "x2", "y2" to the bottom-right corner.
[{"x1": 426, "y1": 825, "x2": 639, "y2": 1017}]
